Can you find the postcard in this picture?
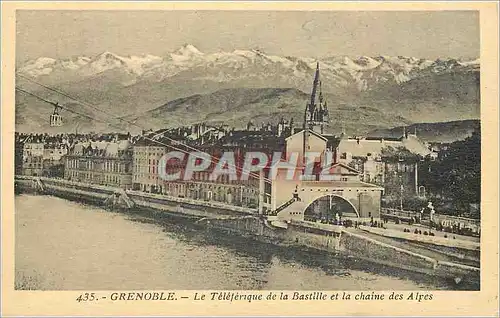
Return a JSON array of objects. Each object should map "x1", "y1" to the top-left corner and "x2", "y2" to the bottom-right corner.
[{"x1": 1, "y1": 1, "x2": 498, "y2": 316}]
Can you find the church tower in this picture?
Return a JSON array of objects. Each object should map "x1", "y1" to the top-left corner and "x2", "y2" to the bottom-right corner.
[
  {"x1": 303, "y1": 63, "x2": 329, "y2": 134},
  {"x1": 303, "y1": 63, "x2": 330, "y2": 164}
]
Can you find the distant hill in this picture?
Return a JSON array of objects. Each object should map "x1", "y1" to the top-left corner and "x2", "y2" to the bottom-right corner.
[
  {"x1": 356, "y1": 67, "x2": 480, "y2": 124},
  {"x1": 16, "y1": 82, "x2": 481, "y2": 140},
  {"x1": 126, "y1": 87, "x2": 413, "y2": 135},
  {"x1": 367, "y1": 119, "x2": 480, "y2": 143}
]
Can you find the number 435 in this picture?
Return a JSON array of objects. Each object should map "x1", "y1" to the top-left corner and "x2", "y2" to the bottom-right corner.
[{"x1": 76, "y1": 293, "x2": 96, "y2": 302}]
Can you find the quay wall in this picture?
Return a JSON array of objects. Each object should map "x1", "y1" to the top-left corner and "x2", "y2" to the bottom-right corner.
[
  {"x1": 197, "y1": 216, "x2": 284, "y2": 241},
  {"x1": 358, "y1": 226, "x2": 480, "y2": 266},
  {"x1": 200, "y1": 216, "x2": 480, "y2": 282},
  {"x1": 340, "y1": 229, "x2": 480, "y2": 284},
  {"x1": 435, "y1": 261, "x2": 480, "y2": 282},
  {"x1": 359, "y1": 226, "x2": 480, "y2": 251},
  {"x1": 16, "y1": 178, "x2": 108, "y2": 206},
  {"x1": 15, "y1": 176, "x2": 256, "y2": 220},
  {"x1": 126, "y1": 191, "x2": 254, "y2": 219},
  {"x1": 198, "y1": 217, "x2": 342, "y2": 252},
  {"x1": 411, "y1": 241, "x2": 480, "y2": 265},
  {"x1": 338, "y1": 230, "x2": 437, "y2": 273}
]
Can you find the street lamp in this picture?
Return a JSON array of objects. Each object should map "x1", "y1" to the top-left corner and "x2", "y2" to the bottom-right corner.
[{"x1": 399, "y1": 175, "x2": 404, "y2": 211}]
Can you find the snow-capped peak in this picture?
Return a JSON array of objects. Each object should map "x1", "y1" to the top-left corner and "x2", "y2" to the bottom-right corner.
[
  {"x1": 18, "y1": 57, "x2": 57, "y2": 77},
  {"x1": 93, "y1": 51, "x2": 126, "y2": 62},
  {"x1": 82, "y1": 52, "x2": 165, "y2": 76},
  {"x1": 458, "y1": 58, "x2": 480, "y2": 67},
  {"x1": 79, "y1": 51, "x2": 127, "y2": 75},
  {"x1": 354, "y1": 56, "x2": 381, "y2": 69},
  {"x1": 174, "y1": 44, "x2": 203, "y2": 56},
  {"x1": 170, "y1": 44, "x2": 204, "y2": 63},
  {"x1": 32, "y1": 57, "x2": 57, "y2": 66},
  {"x1": 17, "y1": 49, "x2": 479, "y2": 94},
  {"x1": 121, "y1": 54, "x2": 163, "y2": 75}
]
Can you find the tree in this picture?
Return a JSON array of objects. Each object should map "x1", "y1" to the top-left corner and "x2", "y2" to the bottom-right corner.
[{"x1": 419, "y1": 130, "x2": 480, "y2": 215}]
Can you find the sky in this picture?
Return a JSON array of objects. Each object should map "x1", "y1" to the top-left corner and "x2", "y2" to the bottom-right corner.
[{"x1": 16, "y1": 10, "x2": 479, "y2": 63}]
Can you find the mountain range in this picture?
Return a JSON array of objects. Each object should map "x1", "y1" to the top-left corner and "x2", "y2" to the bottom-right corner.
[{"x1": 15, "y1": 44, "x2": 480, "y2": 139}]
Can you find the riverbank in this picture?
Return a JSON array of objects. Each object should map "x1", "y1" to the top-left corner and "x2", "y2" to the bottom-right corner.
[
  {"x1": 14, "y1": 176, "x2": 480, "y2": 288},
  {"x1": 15, "y1": 176, "x2": 255, "y2": 218},
  {"x1": 17, "y1": 194, "x2": 471, "y2": 291},
  {"x1": 197, "y1": 216, "x2": 479, "y2": 284}
]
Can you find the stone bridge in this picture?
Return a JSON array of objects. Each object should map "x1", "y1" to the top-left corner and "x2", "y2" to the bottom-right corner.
[{"x1": 268, "y1": 179, "x2": 384, "y2": 227}]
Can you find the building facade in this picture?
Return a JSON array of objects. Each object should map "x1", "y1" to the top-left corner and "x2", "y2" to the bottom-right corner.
[
  {"x1": 64, "y1": 139, "x2": 133, "y2": 189},
  {"x1": 131, "y1": 130, "x2": 284, "y2": 210},
  {"x1": 16, "y1": 134, "x2": 69, "y2": 177},
  {"x1": 336, "y1": 132, "x2": 431, "y2": 197}
]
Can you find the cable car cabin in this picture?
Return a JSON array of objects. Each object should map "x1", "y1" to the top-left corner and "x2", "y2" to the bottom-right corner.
[{"x1": 50, "y1": 103, "x2": 63, "y2": 127}]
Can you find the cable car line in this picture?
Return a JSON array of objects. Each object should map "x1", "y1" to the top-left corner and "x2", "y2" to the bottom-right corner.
[
  {"x1": 16, "y1": 78, "x2": 273, "y2": 183},
  {"x1": 16, "y1": 87, "x2": 220, "y2": 171},
  {"x1": 18, "y1": 73, "x2": 246, "y2": 166},
  {"x1": 16, "y1": 87, "x2": 109, "y2": 124},
  {"x1": 15, "y1": 86, "x2": 58, "y2": 107},
  {"x1": 16, "y1": 82, "x2": 273, "y2": 184},
  {"x1": 17, "y1": 73, "x2": 126, "y2": 125},
  {"x1": 17, "y1": 74, "x2": 273, "y2": 183}
]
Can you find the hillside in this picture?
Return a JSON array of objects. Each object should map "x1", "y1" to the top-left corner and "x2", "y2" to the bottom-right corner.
[
  {"x1": 354, "y1": 68, "x2": 480, "y2": 124},
  {"x1": 126, "y1": 88, "x2": 410, "y2": 134},
  {"x1": 367, "y1": 119, "x2": 480, "y2": 143}
]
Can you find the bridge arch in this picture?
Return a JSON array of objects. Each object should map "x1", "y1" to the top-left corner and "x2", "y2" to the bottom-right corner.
[{"x1": 303, "y1": 194, "x2": 359, "y2": 222}]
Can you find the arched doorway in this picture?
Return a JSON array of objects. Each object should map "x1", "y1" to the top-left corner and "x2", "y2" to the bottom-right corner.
[{"x1": 304, "y1": 195, "x2": 359, "y2": 222}]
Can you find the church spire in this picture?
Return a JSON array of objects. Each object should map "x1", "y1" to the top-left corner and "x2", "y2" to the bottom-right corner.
[
  {"x1": 303, "y1": 62, "x2": 329, "y2": 134},
  {"x1": 309, "y1": 63, "x2": 320, "y2": 112},
  {"x1": 319, "y1": 80, "x2": 323, "y2": 104}
]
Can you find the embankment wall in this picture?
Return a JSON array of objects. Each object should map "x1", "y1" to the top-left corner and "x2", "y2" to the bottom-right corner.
[
  {"x1": 338, "y1": 230, "x2": 437, "y2": 273},
  {"x1": 16, "y1": 176, "x2": 255, "y2": 219},
  {"x1": 200, "y1": 216, "x2": 480, "y2": 281}
]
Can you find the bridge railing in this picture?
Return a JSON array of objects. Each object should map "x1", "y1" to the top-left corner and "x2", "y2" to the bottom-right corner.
[
  {"x1": 381, "y1": 207, "x2": 480, "y2": 230},
  {"x1": 432, "y1": 214, "x2": 481, "y2": 228},
  {"x1": 381, "y1": 208, "x2": 415, "y2": 218}
]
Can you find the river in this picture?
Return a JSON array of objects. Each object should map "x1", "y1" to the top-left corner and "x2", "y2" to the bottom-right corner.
[{"x1": 15, "y1": 194, "x2": 462, "y2": 290}]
